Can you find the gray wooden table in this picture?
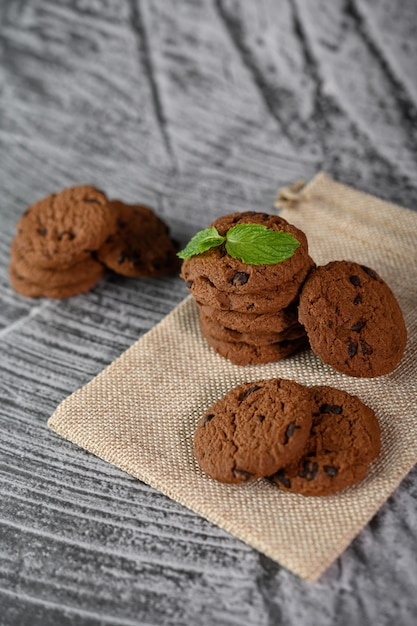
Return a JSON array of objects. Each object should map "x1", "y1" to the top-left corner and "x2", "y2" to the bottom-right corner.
[{"x1": 1, "y1": 1, "x2": 417, "y2": 624}]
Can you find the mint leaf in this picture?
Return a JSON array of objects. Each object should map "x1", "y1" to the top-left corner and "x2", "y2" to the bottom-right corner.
[
  {"x1": 225, "y1": 223, "x2": 300, "y2": 265},
  {"x1": 177, "y1": 227, "x2": 226, "y2": 260}
]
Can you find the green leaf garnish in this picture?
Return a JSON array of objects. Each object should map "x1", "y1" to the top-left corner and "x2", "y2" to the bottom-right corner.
[
  {"x1": 225, "y1": 223, "x2": 300, "y2": 264},
  {"x1": 177, "y1": 227, "x2": 226, "y2": 259},
  {"x1": 177, "y1": 221, "x2": 300, "y2": 264}
]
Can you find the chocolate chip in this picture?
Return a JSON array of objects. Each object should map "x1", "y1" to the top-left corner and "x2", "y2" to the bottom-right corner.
[
  {"x1": 327, "y1": 320, "x2": 333, "y2": 328},
  {"x1": 85, "y1": 197, "x2": 99, "y2": 204},
  {"x1": 117, "y1": 218, "x2": 128, "y2": 229},
  {"x1": 348, "y1": 340, "x2": 358, "y2": 358},
  {"x1": 351, "y1": 321, "x2": 366, "y2": 332},
  {"x1": 258, "y1": 414, "x2": 266, "y2": 423},
  {"x1": 274, "y1": 469, "x2": 291, "y2": 489},
  {"x1": 320, "y1": 404, "x2": 342, "y2": 414},
  {"x1": 239, "y1": 385, "x2": 262, "y2": 401},
  {"x1": 37, "y1": 227, "x2": 47, "y2": 236},
  {"x1": 324, "y1": 465, "x2": 338, "y2": 477},
  {"x1": 353, "y1": 294, "x2": 362, "y2": 305},
  {"x1": 203, "y1": 413, "x2": 215, "y2": 426},
  {"x1": 349, "y1": 275, "x2": 362, "y2": 287},
  {"x1": 231, "y1": 272, "x2": 249, "y2": 286},
  {"x1": 58, "y1": 231, "x2": 75, "y2": 241},
  {"x1": 152, "y1": 260, "x2": 162, "y2": 270},
  {"x1": 118, "y1": 252, "x2": 126, "y2": 264},
  {"x1": 247, "y1": 304, "x2": 255, "y2": 311},
  {"x1": 233, "y1": 469, "x2": 254, "y2": 481},
  {"x1": 284, "y1": 422, "x2": 300, "y2": 443},
  {"x1": 186, "y1": 280, "x2": 193, "y2": 289},
  {"x1": 105, "y1": 235, "x2": 115, "y2": 244},
  {"x1": 360, "y1": 265, "x2": 377, "y2": 280},
  {"x1": 299, "y1": 460, "x2": 318, "y2": 481},
  {"x1": 360, "y1": 340, "x2": 373, "y2": 355}
]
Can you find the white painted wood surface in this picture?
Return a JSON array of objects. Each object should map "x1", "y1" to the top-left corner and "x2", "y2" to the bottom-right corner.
[{"x1": 0, "y1": 1, "x2": 416, "y2": 624}]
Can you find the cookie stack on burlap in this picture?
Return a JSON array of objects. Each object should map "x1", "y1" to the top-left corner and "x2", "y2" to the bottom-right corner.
[
  {"x1": 9, "y1": 185, "x2": 179, "y2": 299},
  {"x1": 180, "y1": 211, "x2": 314, "y2": 365}
]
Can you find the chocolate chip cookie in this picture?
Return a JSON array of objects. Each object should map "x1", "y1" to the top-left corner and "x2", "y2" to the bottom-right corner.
[
  {"x1": 9, "y1": 263, "x2": 104, "y2": 299},
  {"x1": 198, "y1": 302, "x2": 300, "y2": 334},
  {"x1": 272, "y1": 385, "x2": 381, "y2": 496},
  {"x1": 199, "y1": 309, "x2": 306, "y2": 346},
  {"x1": 188, "y1": 257, "x2": 314, "y2": 314},
  {"x1": 181, "y1": 211, "x2": 312, "y2": 295},
  {"x1": 201, "y1": 325, "x2": 308, "y2": 365},
  {"x1": 298, "y1": 261, "x2": 407, "y2": 377},
  {"x1": 97, "y1": 200, "x2": 179, "y2": 277},
  {"x1": 14, "y1": 185, "x2": 115, "y2": 268},
  {"x1": 194, "y1": 378, "x2": 313, "y2": 484}
]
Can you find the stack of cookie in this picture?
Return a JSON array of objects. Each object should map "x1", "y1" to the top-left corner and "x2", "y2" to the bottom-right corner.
[
  {"x1": 181, "y1": 211, "x2": 314, "y2": 365},
  {"x1": 10, "y1": 185, "x2": 179, "y2": 299}
]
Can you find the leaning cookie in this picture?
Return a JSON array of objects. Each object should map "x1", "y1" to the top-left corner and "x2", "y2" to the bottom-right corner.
[
  {"x1": 97, "y1": 200, "x2": 179, "y2": 277},
  {"x1": 181, "y1": 212, "x2": 311, "y2": 294},
  {"x1": 194, "y1": 379, "x2": 313, "y2": 484},
  {"x1": 272, "y1": 385, "x2": 381, "y2": 496},
  {"x1": 13, "y1": 185, "x2": 115, "y2": 269},
  {"x1": 298, "y1": 261, "x2": 407, "y2": 377},
  {"x1": 201, "y1": 325, "x2": 308, "y2": 366}
]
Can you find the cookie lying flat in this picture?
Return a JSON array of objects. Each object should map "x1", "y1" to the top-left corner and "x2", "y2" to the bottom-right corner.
[
  {"x1": 14, "y1": 185, "x2": 114, "y2": 269},
  {"x1": 298, "y1": 261, "x2": 407, "y2": 377},
  {"x1": 201, "y1": 325, "x2": 308, "y2": 366},
  {"x1": 189, "y1": 258, "x2": 314, "y2": 314},
  {"x1": 199, "y1": 309, "x2": 306, "y2": 346},
  {"x1": 181, "y1": 211, "x2": 311, "y2": 294},
  {"x1": 9, "y1": 264, "x2": 104, "y2": 299},
  {"x1": 272, "y1": 386, "x2": 381, "y2": 496},
  {"x1": 194, "y1": 379, "x2": 313, "y2": 484},
  {"x1": 198, "y1": 302, "x2": 300, "y2": 334},
  {"x1": 97, "y1": 200, "x2": 179, "y2": 277}
]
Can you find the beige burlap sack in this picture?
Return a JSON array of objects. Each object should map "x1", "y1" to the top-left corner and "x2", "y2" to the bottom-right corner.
[{"x1": 48, "y1": 173, "x2": 417, "y2": 581}]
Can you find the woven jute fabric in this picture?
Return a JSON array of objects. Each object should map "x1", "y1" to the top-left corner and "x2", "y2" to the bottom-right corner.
[{"x1": 48, "y1": 173, "x2": 417, "y2": 581}]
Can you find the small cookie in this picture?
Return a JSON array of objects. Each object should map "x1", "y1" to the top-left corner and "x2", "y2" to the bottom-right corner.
[
  {"x1": 272, "y1": 386, "x2": 381, "y2": 496},
  {"x1": 10, "y1": 238, "x2": 104, "y2": 288},
  {"x1": 14, "y1": 185, "x2": 114, "y2": 268},
  {"x1": 298, "y1": 261, "x2": 407, "y2": 377},
  {"x1": 9, "y1": 263, "x2": 104, "y2": 299},
  {"x1": 194, "y1": 379, "x2": 313, "y2": 484},
  {"x1": 97, "y1": 200, "x2": 179, "y2": 277},
  {"x1": 188, "y1": 257, "x2": 314, "y2": 314},
  {"x1": 181, "y1": 211, "x2": 311, "y2": 294},
  {"x1": 201, "y1": 325, "x2": 308, "y2": 365},
  {"x1": 199, "y1": 309, "x2": 306, "y2": 346},
  {"x1": 198, "y1": 302, "x2": 300, "y2": 334}
]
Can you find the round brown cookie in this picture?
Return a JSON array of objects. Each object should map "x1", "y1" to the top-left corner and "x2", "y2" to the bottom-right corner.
[
  {"x1": 14, "y1": 185, "x2": 114, "y2": 269},
  {"x1": 272, "y1": 385, "x2": 381, "y2": 496},
  {"x1": 10, "y1": 238, "x2": 104, "y2": 288},
  {"x1": 188, "y1": 257, "x2": 315, "y2": 314},
  {"x1": 198, "y1": 302, "x2": 300, "y2": 334},
  {"x1": 201, "y1": 325, "x2": 308, "y2": 365},
  {"x1": 9, "y1": 263, "x2": 104, "y2": 299},
  {"x1": 97, "y1": 200, "x2": 179, "y2": 278},
  {"x1": 298, "y1": 261, "x2": 407, "y2": 377},
  {"x1": 181, "y1": 211, "x2": 311, "y2": 294},
  {"x1": 199, "y1": 309, "x2": 306, "y2": 346},
  {"x1": 194, "y1": 378, "x2": 313, "y2": 484}
]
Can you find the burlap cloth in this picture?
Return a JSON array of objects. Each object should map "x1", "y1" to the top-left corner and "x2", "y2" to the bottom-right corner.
[{"x1": 48, "y1": 173, "x2": 417, "y2": 581}]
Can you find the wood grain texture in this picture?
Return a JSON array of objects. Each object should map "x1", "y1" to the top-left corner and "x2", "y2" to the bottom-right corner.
[{"x1": 0, "y1": 1, "x2": 417, "y2": 624}]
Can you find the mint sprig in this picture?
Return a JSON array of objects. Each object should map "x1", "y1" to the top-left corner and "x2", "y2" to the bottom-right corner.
[
  {"x1": 177, "y1": 222, "x2": 300, "y2": 265},
  {"x1": 176, "y1": 227, "x2": 225, "y2": 260},
  {"x1": 225, "y1": 223, "x2": 300, "y2": 264}
]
